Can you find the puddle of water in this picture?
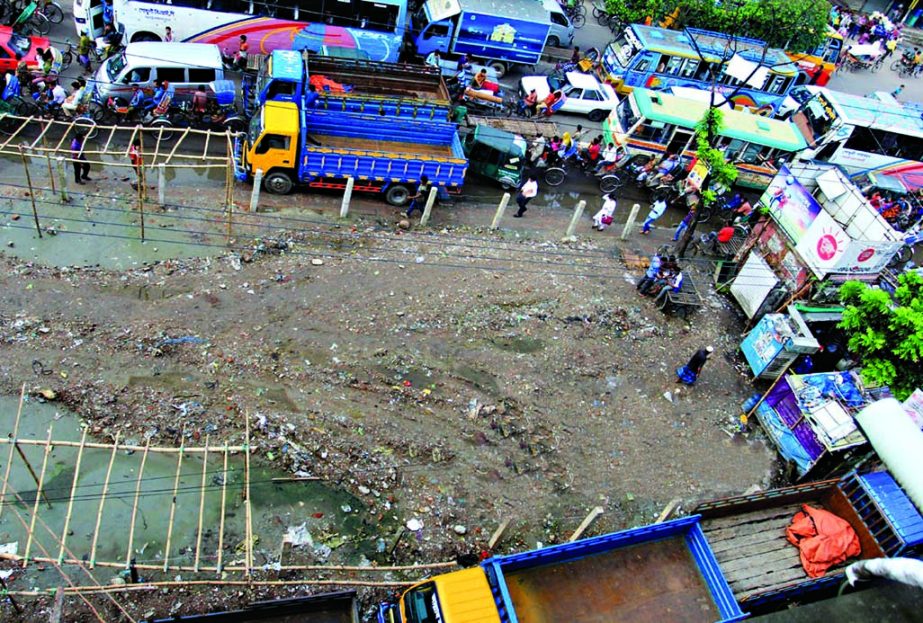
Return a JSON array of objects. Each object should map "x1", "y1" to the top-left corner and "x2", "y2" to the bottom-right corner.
[
  {"x1": 453, "y1": 364, "x2": 501, "y2": 397},
  {"x1": 0, "y1": 396, "x2": 382, "y2": 585},
  {"x1": 490, "y1": 336, "x2": 545, "y2": 354}
]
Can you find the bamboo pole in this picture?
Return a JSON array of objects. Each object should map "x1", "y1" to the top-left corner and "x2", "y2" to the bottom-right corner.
[
  {"x1": 58, "y1": 428, "x2": 88, "y2": 562},
  {"x1": 102, "y1": 124, "x2": 118, "y2": 153},
  {"x1": 18, "y1": 145, "x2": 43, "y2": 239},
  {"x1": 14, "y1": 444, "x2": 51, "y2": 508},
  {"x1": 216, "y1": 446, "x2": 229, "y2": 573},
  {"x1": 162, "y1": 434, "x2": 185, "y2": 572},
  {"x1": 125, "y1": 439, "x2": 150, "y2": 568},
  {"x1": 0, "y1": 438, "x2": 244, "y2": 452},
  {"x1": 226, "y1": 132, "x2": 233, "y2": 245},
  {"x1": 39, "y1": 122, "x2": 55, "y2": 194},
  {"x1": 8, "y1": 579, "x2": 414, "y2": 596},
  {"x1": 202, "y1": 130, "x2": 211, "y2": 161},
  {"x1": 244, "y1": 415, "x2": 253, "y2": 576},
  {"x1": 164, "y1": 127, "x2": 192, "y2": 165},
  {"x1": 194, "y1": 435, "x2": 209, "y2": 572},
  {"x1": 29, "y1": 117, "x2": 53, "y2": 150},
  {"x1": 52, "y1": 119, "x2": 77, "y2": 154},
  {"x1": 89, "y1": 432, "x2": 120, "y2": 569},
  {"x1": 23, "y1": 426, "x2": 54, "y2": 567},
  {"x1": 0, "y1": 116, "x2": 32, "y2": 150},
  {"x1": 0, "y1": 384, "x2": 26, "y2": 522},
  {"x1": 138, "y1": 130, "x2": 146, "y2": 240}
]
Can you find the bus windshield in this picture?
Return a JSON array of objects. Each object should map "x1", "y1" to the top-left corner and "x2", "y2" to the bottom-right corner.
[
  {"x1": 609, "y1": 32, "x2": 637, "y2": 67},
  {"x1": 402, "y1": 582, "x2": 443, "y2": 623}
]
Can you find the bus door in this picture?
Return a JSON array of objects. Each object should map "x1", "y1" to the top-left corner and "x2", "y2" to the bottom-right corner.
[
  {"x1": 666, "y1": 128, "x2": 694, "y2": 157},
  {"x1": 76, "y1": 0, "x2": 108, "y2": 40}
]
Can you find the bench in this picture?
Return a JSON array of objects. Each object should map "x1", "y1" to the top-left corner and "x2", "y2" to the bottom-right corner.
[
  {"x1": 659, "y1": 273, "x2": 703, "y2": 319},
  {"x1": 691, "y1": 232, "x2": 747, "y2": 260}
]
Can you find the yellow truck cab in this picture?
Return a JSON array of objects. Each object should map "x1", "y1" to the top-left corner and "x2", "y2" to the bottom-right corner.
[
  {"x1": 390, "y1": 567, "x2": 500, "y2": 623},
  {"x1": 244, "y1": 101, "x2": 299, "y2": 194}
]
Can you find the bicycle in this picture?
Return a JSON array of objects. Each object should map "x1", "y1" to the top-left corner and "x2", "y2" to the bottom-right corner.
[
  {"x1": 11, "y1": 0, "x2": 51, "y2": 35},
  {"x1": 562, "y1": 1, "x2": 586, "y2": 27},
  {"x1": 37, "y1": 0, "x2": 63, "y2": 23}
]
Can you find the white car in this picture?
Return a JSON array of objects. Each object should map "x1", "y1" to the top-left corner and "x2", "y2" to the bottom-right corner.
[{"x1": 519, "y1": 71, "x2": 619, "y2": 122}]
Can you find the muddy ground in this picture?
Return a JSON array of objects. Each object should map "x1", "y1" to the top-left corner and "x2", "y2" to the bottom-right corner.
[{"x1": 0, "y1": 183, "x2": 780, "y2": 620}]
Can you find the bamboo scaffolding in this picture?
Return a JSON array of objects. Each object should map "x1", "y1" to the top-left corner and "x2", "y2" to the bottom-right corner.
[
  {"x1": 18, "y1": 145, "x2": 43, "y2": 239},
  {"x1": 52, "y1": 119, "x2": 77, "y2": 154},
  {"x1": 57, "y1": 428, "x2": 88, "y2": 562},
  {"x1": 9, "y1": 578, "x2": 414, "y2": 597},
  {"x1": 89, "y1": 432, "x2": 120, "y2": 569},
  {"x1": 138, "y1": 130, "x2": 146, "y2": 240},
  {"x1": 0, "y1": 383, "x2": 26, "y2": 522},
  {"x1": 194, "y1": 435, "x2": 209, "y2": 572},
  {"x1": 29, "y1": 118, "x2": 54, "y2": 150},
  {"x1": 0, "y1": 438, "x2": 245, "y2": 452},
  {"x1": 125, "y1": 439, "x2": 150, "y2": 568},
  {"x1": 23, "y1": 426, "x2": 54, "y2": 567},
  {"x1": 0, "y1": 115, "x2": 34, "y2": 150},
  {"x1": 102, "y1": 124, "x2": 119, "y2": 153},
  {"x1": 163, "y1": 434, "x2": 185, "y2": 572},
  {"x1": 216, "y1": 446, "x2": 228, "y2": 573},
  {"x1": 244, "y1": 415, "x2": 253, "y2": 576},
  {"x1": 202, "y1": 130, "x2": 211, "y2": 161},
  {"x1": 165, "y1": 127, "x2": 192, "y2": 164}
]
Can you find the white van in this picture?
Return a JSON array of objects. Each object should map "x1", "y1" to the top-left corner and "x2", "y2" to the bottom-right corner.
[
  {"x1": 93, "y1": 42, "x2": 225, "y2": 101},
  {"x1": 543, "y1": 0, "x2": 575, "y2": 48}
]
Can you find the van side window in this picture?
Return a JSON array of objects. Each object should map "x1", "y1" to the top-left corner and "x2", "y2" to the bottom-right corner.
[
  {"x1": 123, "y1": 67, "x2": 150, "y2": 84},
  {"x1": 550, "y1": 12, "x2": 567, "y2": 26},
  {"x1": 255, "y1": 134, "x2": 290, "y2": 154},
  {"x1": 157, "y1": 67, "x2": 187, "y2": 83},
  {"x1": 189, "y1": 68, "x2": 217, "y2": 83},
  {"x1": 424, "y1": 23, "x2": 449, "y2": 39}
]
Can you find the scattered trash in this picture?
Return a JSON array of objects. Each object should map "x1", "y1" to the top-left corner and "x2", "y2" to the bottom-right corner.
[
  {"x1": 38, "y1": 389, "x2": 57, "y2": 400},
  {"x1": 0, "y1": 541, "x2": 18, "y2": 556},
  {"x1": 311, "y1": 259, "x2": 324, "y2": 266},
  {"x1": 405, "y1": 518, "x2": 424, "y2": 532},
  {"x1": 284, "y1": 523, "x2": 313, "y2": 547},
  {"x1": 453, "y1": 525, "x2": 467, "y2": 535}
]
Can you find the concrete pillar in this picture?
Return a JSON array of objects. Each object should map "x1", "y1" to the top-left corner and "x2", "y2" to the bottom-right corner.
[
  {"x1": 340, "y1": 176, "x2": 355, "y2": 218},
  {"x1": 490, "y1": 192, "x2": 510, "y2": 229},
  {"x1": 158, "y1": 164, "x2": 166, "y2": 207},
  {"x1": 249, "y1": 168, "x2": 263, "y2": 213},
  {"x1": 419, "y1": 185, "x2": 439, "y2": 226},
  {"x1": 621, "y1": 203, "x2": 641, "y2": 240},
  {"x1": 565, "y1": 200, "x2": 586, "y2": 238},
  {"x1": 55, "y1": 157, "x2": 69, "y2": 203}
]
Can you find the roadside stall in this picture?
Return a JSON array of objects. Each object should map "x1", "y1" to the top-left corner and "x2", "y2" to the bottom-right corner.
[
  {"x1": 740, "y1": 307, "x2": 820, "y2": 381},
  {"x1": 753, "y1": 370, "x2": 892, "y2": 480}
]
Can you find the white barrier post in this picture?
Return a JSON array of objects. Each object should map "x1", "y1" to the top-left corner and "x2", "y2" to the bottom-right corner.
[
  {"x1": 340, "y1": 176, "x2": 355, "y2": 218},
  {"x1": 491, "y1": 193, "x2": 510, "y2": 229},
  {"x1": 565, "y1": 200, "x2": 586, "y2": 238},
  {"x1": 158, "y1": 163, "x2": 166, "y2": 207},
  {"x1": 419, "y1": 185, "x2": 439, "y2": 226},
  {"x1": 250, "y1": 169, "x2": 263, "y2": 213},
  {"x1": 56, "y1": 157, "x2": 69, "y2": 203},
  {"x1": 621, "y1": 203, "x2": 641, "y2": 240}
]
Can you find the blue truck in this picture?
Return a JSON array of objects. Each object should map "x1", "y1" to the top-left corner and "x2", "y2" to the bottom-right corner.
[
  {"x1": 379, "y1": 515, "x2": 746, "y2": 623},
  {"x1": 245, "y1": 50, "x2": 453, "y2": 122},
  {"x1": 410, "y1": 0, "x2": 552, "y2": 78},
  {"x1": 237, "y1": 101, "x2": 467, "y2": 205},
  {"x1": 379, "y1": 470, "x2": 922, "y2": 621}
]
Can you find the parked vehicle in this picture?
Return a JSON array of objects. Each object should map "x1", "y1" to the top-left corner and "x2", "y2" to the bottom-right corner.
[
  {"x1": 236, "y1": 101, "x2": 467, "y2": 205},
  {"x1": 246, "y1": 50, "x2": 452, "y2": 121},
  {"x1": 462, "y1": 124, "x2": 529, "y2": 189},
  {"x1": 519, "y1": 71, "x2": 619, "y2": 122},
  {"x1": 92, "y1": 42, "x2": 225, "y2": 102},
  {"x1": 377, "y1": 469, "x2": 921, "y2": 621},
  {"x1": 409, "y1": 0, "x2": 552, "y2": 78},
  {"x1": 543, "y1": 0, "x2": 576, "y2": 47},
  {"x1": 0, "y1": 25, "x2": 49, "y2": 73},
  {"x1": 378, "y1": 515, "x2": 745, "y2": 622}
]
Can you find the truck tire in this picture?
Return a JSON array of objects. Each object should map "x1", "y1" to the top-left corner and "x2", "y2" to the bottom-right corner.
[
  {"x1": 264, "y1": 172, "x2": 294, "y2": 194},
  {"x1": 385, "y1": 184, "x2": 410, "y2": 206},
  {"x1": 587, "y1": 109, "x2": 607, "y2": 122},
  {"x1": 487, "y1": 60, "x2": 507, "y2": 78}
]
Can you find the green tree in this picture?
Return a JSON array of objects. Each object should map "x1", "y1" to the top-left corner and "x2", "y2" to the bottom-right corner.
[
  {"x1": 693, "y1": 107, "x2": 737, "y2": 207},
  {"x1": 838, "y1": 271, "x2": 923, "y2": 400},
  {"x1": 606, "y1": 0, "x2": 828, "y2": 52}
]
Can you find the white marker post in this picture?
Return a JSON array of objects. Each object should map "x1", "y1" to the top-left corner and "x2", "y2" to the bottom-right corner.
[
  {"x1": 621, "y1": 203, "x2": 641, "y2": 240},
  {"x1": 250, "y1": 169, "x2": 263, "y2": 213},
  {"x1": 565, "y1": 200, "x2": 586, "y2": 238},
  {"x1": 491, "y1": 192, "x2": 510, "y2": 229},
  {"x1": 419, "y1": 185, "x2": 439, "y2": 226},
  {"x1": 340, "y1": 176, "x2": 355, "y2": 218},
  {"x1": 158, "y1": 164, "x2": 166, "y2": 207},
  {"x1": 55, "y1": 157, "x2": 69, "y2": 203}
]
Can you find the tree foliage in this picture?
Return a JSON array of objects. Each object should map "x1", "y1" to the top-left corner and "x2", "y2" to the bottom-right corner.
[
  {"x1": 694, "y1": 107, "x2": 737, "y2": 206},
  {"x1": 604, "y1": 0, "x2": 829, "y2": 52},
  {"x1": 838, "y1": 271, "x2": 923, "y2": 400}
]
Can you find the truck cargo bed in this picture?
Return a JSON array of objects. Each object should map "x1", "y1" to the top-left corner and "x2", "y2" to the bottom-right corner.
[
  {"x1": 313, "y1": 135, "x2": 455, "y2": 158},
  {"x1": 503, "y1": 535, "x2": 721, "y2": 623}
]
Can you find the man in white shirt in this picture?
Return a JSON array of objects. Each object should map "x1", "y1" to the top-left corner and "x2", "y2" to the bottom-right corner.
[
  {"x1": 61, "y1": 81, "x2": 84, "y2": 117},
  {"x1": 594, "y1": 142, "x2": 620, "y2": 172},
  {"x1": 513, "y1": 176, "x2": 538, "y2": 218},
  {"x1": 49, "y1": 81, "x2": 67, "y2": 108}
]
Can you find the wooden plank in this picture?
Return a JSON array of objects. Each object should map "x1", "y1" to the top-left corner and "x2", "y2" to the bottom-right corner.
[
  {"x1": 488, "y1": 518, "x2": 511, "y2": 549},
  {"x1": 23, "y1": 426, "x2": 54, "y2": 567},
  {"x1": 90, "y1": 432, "x2": 120, "y2": 569},
  {"x1": 125, "y1": 440, "x2": 150, "y2": 568},
  {"x1": 569, "y1": 506, "x2": 604, "y2": 542},
  {"x1": 49, "y1": 586, "x2": 65, "y2": 623},
  {"x1": 194, "y1": 435, "x2": 209, "y2": 572},
  {"x1": 0, "y1": 384, "x2": 26, "y2": 522},
  {"x1": 730, "y1": 564, "x2": 810, "y2": 595},
  {"x1": 656, "y1": 498, "x2": 682, "y2": 523},
  {"x1": 216, "y1": 447, "x2": 229, "y2": 573},
  {"x1": 707, "y1": 527, "x2": 788, "y2": 555},
  {"x1": 703, "y1": 515, "x2": 794, "y2": 542},
  {"x1": 162, "y1": 435, "x2": 185, "y2": 572},
  {"x1": 720, "y1": 546, "x2": 802, "y2": 577},
  {"x1": 712, "y1": 534, "x2": 793, "y2": 563},
  {"x1": 702, "y1": 503, "x2": 806, "y2": 531},
  {"x1": 58, "y1": 428, "x2": 88, "y2": 562}
]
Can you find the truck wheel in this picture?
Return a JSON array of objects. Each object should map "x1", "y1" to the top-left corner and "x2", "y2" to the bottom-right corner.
[
  {"x1": 547, "y1": 35, "x2": 561, "y2": 48},
  {"x1": 264, "y1": 172, "x2": 294, "y2": 194},
  {"x1": 487, "y1": 60, "x2": 507, "y2": 78},
  {"x1": 385, "y1": 184, "x2": 411, "y2": 206},
  {"x1": 587, "y1": 109, "x2": 607, "y2": 122}
]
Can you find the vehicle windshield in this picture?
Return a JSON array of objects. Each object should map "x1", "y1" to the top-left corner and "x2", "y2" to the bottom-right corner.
[
  {"x1": 616, "y1": 96, "x2": 640, "y2": 132},
  {"x1": 106, "y1": 53, "x2": 127, "y2": 82},
  {"x1": 504, "y1": 136, "x2": 527, "y2": 167},
  {"x1": 402, "y1": 582, "x2": 442, "y2": 623},
  {"x1": 248, "y1": 112, "x2": 263, "y2": 145},
  {"x1": 608, "y1": 32, "x2": 638, "y2": 67},
  {"x1": 8, "y1": 32, "x2": 32, "y2": 56},
  {"x1": 798, "y1": 95, "x2": 835, "y2": 141}
]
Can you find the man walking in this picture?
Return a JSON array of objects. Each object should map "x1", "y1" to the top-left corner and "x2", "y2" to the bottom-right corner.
[
  {"x1": 405, "y1": 175, "x2": 432, "y2": 218},
  {"x1": 677, "y1": 346, "x2": 713, "y2": 385},
  {"x1": 513, "y1": 176, "x2": 538, "y2": 218},
  {"x1": 70, "y1": 133, "x2": 91, "y2": 184}
]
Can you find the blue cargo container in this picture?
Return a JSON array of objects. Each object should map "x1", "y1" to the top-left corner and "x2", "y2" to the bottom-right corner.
[{"x1": 411, "y1": 0, "x2": 552, "y2": 78}]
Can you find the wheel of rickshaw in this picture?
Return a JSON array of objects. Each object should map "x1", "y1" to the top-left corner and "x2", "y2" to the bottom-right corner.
[
  {"x1": 598, "y1": 172, "x2": 625, "y2": 194},
  {"x1": 74, "y1": 116, "x2": 98, "y2": 141},
  {"x1": 543, "y1": 167, "x2": 567, "y2": 187},
  {"x1": 571, "y1": 12, "x2": 585, "y2": 27}
]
